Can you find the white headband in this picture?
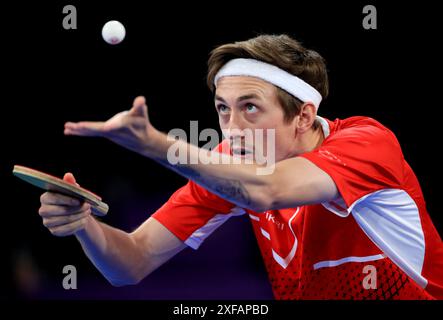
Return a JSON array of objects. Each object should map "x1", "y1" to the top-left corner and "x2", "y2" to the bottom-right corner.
[{"x1": 214, "y1": 58, "x2": 322, "y2": 109}]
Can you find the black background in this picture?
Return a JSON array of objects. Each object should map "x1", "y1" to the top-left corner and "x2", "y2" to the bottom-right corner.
[{"x1": 1, "y1": 0, "x2": 442, "y2": 305}]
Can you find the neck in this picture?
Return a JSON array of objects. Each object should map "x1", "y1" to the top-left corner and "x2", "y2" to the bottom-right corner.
[{"x1": 293, "y1": 125, "x2": 325, "y2": 157}]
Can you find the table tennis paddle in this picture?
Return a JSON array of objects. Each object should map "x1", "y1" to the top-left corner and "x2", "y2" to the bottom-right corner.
[{"x1": 12, "y1": 165, "x2": 109, "y2": 216}]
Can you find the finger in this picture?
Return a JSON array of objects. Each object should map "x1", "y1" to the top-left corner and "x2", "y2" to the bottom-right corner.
[
  {"x1": 63, "y1": 172, "x2": 79, "y2": 186},
  {"x1": 39, "y1": 202, "x2": 90, "y2": 217},
  {"x1": 40, "y1": 192, "x2": 82, "y2": 206},
  {"x1": 64, "y1": 121, "x2": 105, "y2": 136},
  {"x1": 129, "y1": 96, "x2": 148, "y2": 117},
  {"x1": 43, "y1": 209, "x2": 91, "y2": 228},
  {"x1": 49, "y1": 216, "x2": 90, "y2": 237},
  {"x1": 102, "y1": 111, "x2": 129, "y2": 131},
  {"x1": 133, "y1": 96, "x2": 146, "y2": 109}
]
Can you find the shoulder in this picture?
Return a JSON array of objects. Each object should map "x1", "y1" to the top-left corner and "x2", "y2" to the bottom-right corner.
[{"x1": 324, "y1": 116, "x2": 400, "y2": 147}]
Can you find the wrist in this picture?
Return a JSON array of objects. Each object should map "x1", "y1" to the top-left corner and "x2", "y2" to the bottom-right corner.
[
  {"x1": 141, "y1": 128, "x2": 166, "y2": 157},
  {"x1": 75, "y1": 214, "x2": 97, "y2": 241}
]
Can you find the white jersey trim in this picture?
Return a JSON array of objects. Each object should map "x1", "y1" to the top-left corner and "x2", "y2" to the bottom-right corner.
[
  {"x1": 261, "y1": 228, "x2": 271, "y2": 240},
  {"x1": 316, "y1": 116, "x2": 330, "y2": 139},
  {"x1": 321, "y1": 196, "x2": 350, "y2": 217},
  {"x1": 263, "y1": 207, "x2": 300, "y2": 269},
  {"x1": 313, "y1": 254, "x2": 386, "y2": 270},
  {"x1": 184, "y1": 206, "x2": 246, "y2": 250},
  {"x1": 322, "y1": 188, "x2": 428, "y2": 288}
]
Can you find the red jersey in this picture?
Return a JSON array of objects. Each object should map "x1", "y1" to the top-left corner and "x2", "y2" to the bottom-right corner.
[{"x1": 152, "y1": 116, "x2": 443, "y2": 299}]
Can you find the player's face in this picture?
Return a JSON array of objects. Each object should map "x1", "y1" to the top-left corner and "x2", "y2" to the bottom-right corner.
[{"x1": 215, "y1": 76, "x2": 299, "y2": 163}]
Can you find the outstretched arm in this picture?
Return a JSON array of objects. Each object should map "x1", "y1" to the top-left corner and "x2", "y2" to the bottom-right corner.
[{"x1": 64, "y1": 97, "x2": 338, "y2": 211}]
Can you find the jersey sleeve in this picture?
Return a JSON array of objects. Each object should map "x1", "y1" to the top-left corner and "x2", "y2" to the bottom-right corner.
[
  {"x1": 300, "y1": 122, "x2": 405, "y2": 215},
  {"x1": 151, "y1": 138, "x2": 241, "y2": 249},
  {"x1": 152, "y1": 180, "x2": 238, "y2": 249}
]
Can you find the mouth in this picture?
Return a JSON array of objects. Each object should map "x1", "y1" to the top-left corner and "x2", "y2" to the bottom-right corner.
[{"x1": 231, "y1": 148, "x2": 253, "y2": 157}]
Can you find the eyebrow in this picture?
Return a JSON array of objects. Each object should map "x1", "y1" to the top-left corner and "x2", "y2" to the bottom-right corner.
[{"x1": 215, "y1": 93, "x2": 261, "y2": 103}]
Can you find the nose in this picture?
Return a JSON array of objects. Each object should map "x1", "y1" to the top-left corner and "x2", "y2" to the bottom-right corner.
[{"x1": 224, "y1": 111, "x2": 247, "y2": 140}]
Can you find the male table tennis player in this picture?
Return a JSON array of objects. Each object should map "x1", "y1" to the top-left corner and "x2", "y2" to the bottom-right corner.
[{"x1": 39, "y1": 34, "x2": 443, "y2": 299}]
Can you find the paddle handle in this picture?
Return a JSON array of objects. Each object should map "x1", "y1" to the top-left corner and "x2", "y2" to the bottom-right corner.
[{"x1": 89, "y1": 199, "x2": 109, "y2": 216}]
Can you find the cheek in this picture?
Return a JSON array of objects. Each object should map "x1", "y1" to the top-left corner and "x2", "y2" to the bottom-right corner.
[
  {"x1": 219, "y1": 116, "x2": 230, "y2": 131},
  {"x1": 254, "y1": 132, "x2": 285, "y2": 162},
  {"x1": 252, "y1": 116, "x2": 293, "y2": 144},
  {"x1": 271, "y1": 126, "x2": 295, "y2": 156}
]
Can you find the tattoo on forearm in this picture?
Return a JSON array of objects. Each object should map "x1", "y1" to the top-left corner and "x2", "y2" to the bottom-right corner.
[
  {"x1": 213, "y1": 178, "x2": 251, "y2": 206},
  {"x1": 154, "y1": 158, "x2": 251, "y2": 206}
]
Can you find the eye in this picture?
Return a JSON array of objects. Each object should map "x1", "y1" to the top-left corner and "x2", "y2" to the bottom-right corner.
[
  {"x1": 245, "y1": 104, "x2": 258, "y2": 113},
  {"x1": 217, "y1": 104, "x2": 230, "y2": 115}
]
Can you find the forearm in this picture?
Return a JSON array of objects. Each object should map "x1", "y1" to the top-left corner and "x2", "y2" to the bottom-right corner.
[
  {"x1": 142, "y1": 130, "x2": 274, "y2": 211},
  {"x1": 75, "y1": 216, "x2": 144, "y2": 286}
]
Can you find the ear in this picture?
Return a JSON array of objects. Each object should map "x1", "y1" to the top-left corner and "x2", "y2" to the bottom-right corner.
[{"x1": 295, "y1": 103, "x2": 317, "y2": 133}]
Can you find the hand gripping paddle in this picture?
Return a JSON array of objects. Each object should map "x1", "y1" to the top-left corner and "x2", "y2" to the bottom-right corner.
[{"x1": 12, "y1": 165, "x2": 108, "y2": 216}]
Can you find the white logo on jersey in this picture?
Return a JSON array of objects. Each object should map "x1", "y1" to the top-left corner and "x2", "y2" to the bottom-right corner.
[
  {"x1": 260, "y1": 208, "x2": 300, "y2": 269},
  {"x1": 265, "y1": 211, "x2": 285, "y2": 231}
]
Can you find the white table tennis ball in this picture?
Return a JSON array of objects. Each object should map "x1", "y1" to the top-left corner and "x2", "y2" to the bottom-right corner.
[{"x1": 102, "y1": 20, "x2": 126, "y2": 45}]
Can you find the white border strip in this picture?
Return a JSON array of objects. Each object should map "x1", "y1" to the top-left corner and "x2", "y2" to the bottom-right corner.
[
  {"x1": 313, "y1": 254, "x2": 386, "y2": 270},
  {"x1": 184, "y1": 207, "x2": 246, "y2": 249},
  {"x1": 260, "y1": 228, "x2": 271, "y2": 240}
]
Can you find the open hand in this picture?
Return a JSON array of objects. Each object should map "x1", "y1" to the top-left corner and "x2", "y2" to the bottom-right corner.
[{"x1": 64, "y1": 96, "x2": 157, "y2": 154}]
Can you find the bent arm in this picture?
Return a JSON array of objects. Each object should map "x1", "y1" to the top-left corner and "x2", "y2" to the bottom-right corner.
[
  {"x1": 142, "y1": 131, "x2": 339, "y2": 212},
  {"x1": 76, "y1": 215, "x2": 186, "y2": 286}
]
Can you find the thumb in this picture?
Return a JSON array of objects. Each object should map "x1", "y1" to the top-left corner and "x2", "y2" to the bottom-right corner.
[
  {"x1": 129, "y1": 96, "x2": 148, "y2": 118},
  {"x1": 63, "y1": 172, "x2": 80, "y2": 187}
]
